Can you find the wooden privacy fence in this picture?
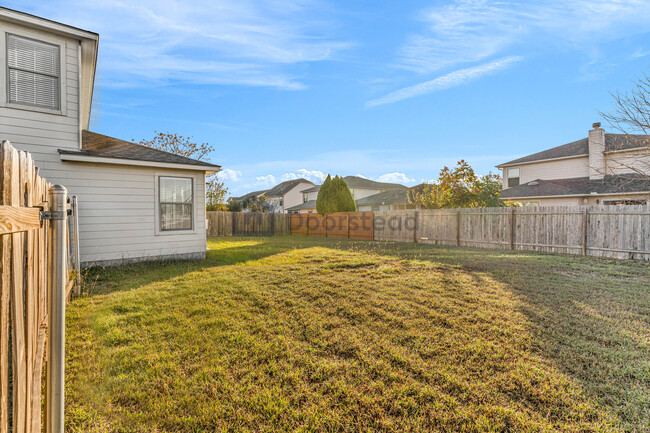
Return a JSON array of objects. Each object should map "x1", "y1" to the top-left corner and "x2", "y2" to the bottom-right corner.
[
  {"x1": 0, "y1": 141, "x2": 76, "y2": 433},
  {"x1": 206, "y1": 211, "x2": 289, "y2": 236},
  {"x1": 290, "y1": 212, "x2": 374, "y2": 240},
  {"x1": 373, "y1": 206, "x2": 650, "y2": 260}
]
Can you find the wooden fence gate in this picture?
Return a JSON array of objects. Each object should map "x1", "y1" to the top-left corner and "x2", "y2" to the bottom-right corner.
[
  {"x1": 0, "y1": 141, "x2": 76, "y2": 433},
  {"x1": 290, "y1": 212, "x2": 374, "y2": 240}
]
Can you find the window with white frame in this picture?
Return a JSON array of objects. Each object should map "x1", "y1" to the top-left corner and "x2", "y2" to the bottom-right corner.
[
  {"x1": 507, "y1": 168, "x2": 520, "y2": 188},
  {"x1": 7, "y1": 34, "x2": 61, "y2": 110},
  {"x1": 159, "y1": 177, "x2": 193, "y2": 231}
]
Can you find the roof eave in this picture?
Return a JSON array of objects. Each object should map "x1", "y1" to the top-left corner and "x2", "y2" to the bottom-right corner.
[
  {"x1": 59, "y1": 152, "x2": 222, "y2": 172},
  {"x1": 496, "y1": 153, "x2": 589, "y2": 168},
  {"x1": 501, "y1": 190, "x2": 650, "y2": 200},
  {"x1": 0, "y1": 7, "x2": 99, "y2": 41}
]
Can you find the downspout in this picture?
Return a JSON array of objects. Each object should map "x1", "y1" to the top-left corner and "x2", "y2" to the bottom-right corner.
[{"x1": 78, "y1": 40, "x2": 82, "y2": 148}]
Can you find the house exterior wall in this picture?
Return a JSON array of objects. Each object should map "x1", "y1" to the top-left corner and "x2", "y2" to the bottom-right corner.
[
  {"x1": 604, "y1": 148, "x2": 650, "y2": 176},
  {"x1": 60, "y1": 162, "x2": 207, "y2": 266},
  {"x1": 350, "y1": 187, "x2": 386, "y2": 200},
  {"x1": 283, "y1": 182, "x2": 314, "y2": 212},
  {"x1": 0, "y1": 21, "x2": 80, "y2": 165},
  {"x1": 501, "y1": 156, "x2": 590, "y2": 188},
  {"x1": 0, "y1": 19, "x2": 209, "y2": 266}
]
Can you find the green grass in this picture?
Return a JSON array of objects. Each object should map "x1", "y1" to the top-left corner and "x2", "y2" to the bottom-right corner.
[{"x1": 65, "y1": 236, "x2": 649, "y2": 432}]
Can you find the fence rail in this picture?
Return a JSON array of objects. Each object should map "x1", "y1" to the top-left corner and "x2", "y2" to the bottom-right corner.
[
  {"x1": 374, "y1": 206, "x2": 650, "y2": 260},
  {"x1": 0, "y1": 141, "x2": 74, "y2": 433},
  {"x1": 206, "y1": 211, "x2": 289, "y2": 237}
]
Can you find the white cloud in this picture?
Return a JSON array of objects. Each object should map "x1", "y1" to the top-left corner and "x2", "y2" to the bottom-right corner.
[
  {"x1": 218, "y1": 168, "x2": 242, "y2": 183},
  {"x1": 355, "y1": 173, "x2": 369, "y2": 179},
  {"x1": 255, "y1": 174, "x2": 276, "y2": 188},
  {"x1": 14, "y1": 0, "x2": 349, "y2": 89},
  {"x1": 280, "y1": 169, "x2": 327, "y2": 183},
  {"x1": 366, "y1": 56, "x2": 522, "y2": 107},
  {"x1": 376, "y1": 172, "x2": 416, "y2": 184}
]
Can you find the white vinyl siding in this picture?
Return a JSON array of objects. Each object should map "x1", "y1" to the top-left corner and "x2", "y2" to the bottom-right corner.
[
  {"x1": 0, "y1": 23, "x2": 77, "y2": 164},
  {"x1": 62, "y1": 163, "x2": 206, "y2": 264},
  {"x1": 7, "y1": 34, "x2": 61, "y2": 109}
]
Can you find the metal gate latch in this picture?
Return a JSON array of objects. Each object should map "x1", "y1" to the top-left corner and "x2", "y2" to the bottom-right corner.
[{"x1": 40, "y1": 210, "x2": 66, "y2": 221}]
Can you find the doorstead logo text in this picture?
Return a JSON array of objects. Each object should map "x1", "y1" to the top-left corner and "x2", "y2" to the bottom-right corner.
[{"x1": 291, "y1": 213, "x2": 416, "y2": 233}]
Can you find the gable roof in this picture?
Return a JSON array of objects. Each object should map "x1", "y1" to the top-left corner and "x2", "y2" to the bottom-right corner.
[
  {"x1": 301, "y1": 176, "x2": 408, "y2": 194},
  {"x1": 355, "y1": 189, "x2": 408, "y2": 206},
  {"x1": 343, "y1": 176, "x2": 408, "y2": 190},
  {"x1": 497, "y1": 133, "x2": 649, "y2": 167},
  {"x1": 265, "y1": 178, "x2": 314, "y2": 198},
  {"x1": 59, "y1": 131, "x2": 221, "y2": 171},
  {"x1": 285, "y1": 200, "x2": 317, "y2": 212},
  {"x1": 500, "y1": 175, "x2": 650, "y2": 199},
  {"x1": 230, "y1": 190, "x2": 268, "y2": 202}
]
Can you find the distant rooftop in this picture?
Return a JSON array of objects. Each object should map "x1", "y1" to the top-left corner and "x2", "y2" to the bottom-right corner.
[{"x1": 498, "y1": 133, "x2": 649, "y2": 167}]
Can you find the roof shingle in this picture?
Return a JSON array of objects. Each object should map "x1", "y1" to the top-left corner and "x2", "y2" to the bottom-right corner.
[
  {"x1": 58, "y1": 130, "x2": 221, "y2": 170},
  {"x1": 500, "y1": 175, "x2": 650, "y2": 199}
]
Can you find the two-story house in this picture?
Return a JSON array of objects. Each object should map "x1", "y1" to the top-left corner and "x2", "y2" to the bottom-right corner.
[
  {"x1": 286, "y1": 176, "x2": 408, "y2": 213},
  {"x1": 0, "y1": 8, "x2": 221, "y2": 266},
  {"x1": 497, "y1": 123, "x2": 650, "y2": 206},
  {"x1": 230, "y1": 178, "x2": 314, "y2": 213}
]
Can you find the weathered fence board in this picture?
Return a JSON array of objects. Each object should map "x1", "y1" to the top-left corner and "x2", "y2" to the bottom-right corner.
[
  {"x1": 373, "y1": 205, "x2": 650, "y2": 260},
  {"x1": 206, "y1": 211, "x2": 289, "y2": 237},
  {"x1": 0, "y1": 141, "x2": 75, "y2": 433},
  {"x1": 290, "y1": 212, "x2": 374, "y2": 240}
]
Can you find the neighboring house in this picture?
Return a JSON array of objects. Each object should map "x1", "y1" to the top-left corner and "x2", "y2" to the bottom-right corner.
[
  {"x1": 497, "y1": 123, "x2": 650, "y2": 206},
  {"x1": 0, "y1": 8, "x2": 221, "y2": 266},
  {"x1": 231, "y1": 178, "x2": 314, "y2": 213},
  {"x1": 286, "y1": 176, "x2": 408, "y2": 213}
]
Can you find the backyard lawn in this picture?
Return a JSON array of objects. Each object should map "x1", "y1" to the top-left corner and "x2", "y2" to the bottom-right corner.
[{"x1": 65, "y1": 237, "x2": 649, "y2": 432}]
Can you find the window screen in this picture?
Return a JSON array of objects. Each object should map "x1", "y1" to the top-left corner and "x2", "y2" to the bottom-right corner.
[
  {"x1": 159, "y1": 177, "x2": 193, "y2": 231},
  {"x1": 7, "y1": 34, "x2": 61, "y2": 109}
]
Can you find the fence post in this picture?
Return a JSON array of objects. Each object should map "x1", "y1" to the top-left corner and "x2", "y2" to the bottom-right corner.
[
  {"x1": 46, "y1": 185, "x2": 67, "y2": 433},
  {"x1": 71, "y1": 196, "x2": 81, "y2": 296},
  {"x1": 413, "y1": 211, "x2": 418, "y2": 243},
  {"x1": 509, "y1": 207, "x2": 515, "y2": 250},
  {"x1": 456, "y1": 211, "x2": 461, "y2": 246},
  {"x1": 582, "y1": 207, "x2": 588, "y2": 256}
]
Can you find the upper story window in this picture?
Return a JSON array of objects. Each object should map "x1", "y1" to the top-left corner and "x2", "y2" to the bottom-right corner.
[
  {"x1": 303, "y1": 193, "x2": 308, "y2": 203},
  {"x1": 159, "y1": 176, "x2": 193, "y2": 231},
  {"x1": 507, "y1": 168, "x2": 520, "y2": 188},
  {"x1": 7, "y1": 34, "x2": 60, "y2": 110}
]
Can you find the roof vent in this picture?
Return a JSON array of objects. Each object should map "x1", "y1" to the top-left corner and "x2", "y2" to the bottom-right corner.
[
  {"x1": 528, "y1": 181, "x2": 539, "y2": 186},
  {"x1": 592, "y1": 122, "x2": 601, "y2": 129}
]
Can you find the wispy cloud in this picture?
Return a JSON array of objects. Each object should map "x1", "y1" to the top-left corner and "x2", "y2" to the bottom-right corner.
[
  {"x1": 366, "y1": 56, "x2": 522, "y2": 107},
  {"x1": 399, "y1": 1, "x2": 650, "y2": 75},
  {"x1": 12, "y1": 0, "x2": 349, "y2": 90}
]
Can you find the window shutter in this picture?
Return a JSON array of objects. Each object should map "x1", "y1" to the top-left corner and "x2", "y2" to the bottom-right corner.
[{"x1": 7, "y1": 34, "x2": 60, "y2": 109}]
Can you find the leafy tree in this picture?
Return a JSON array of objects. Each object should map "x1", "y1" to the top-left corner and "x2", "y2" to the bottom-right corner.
[
  {"x1": 333, "y1": 176, "x2": 356, "y2": 212},
  {"x1": 139, "y1": 131, "x2": 229, "y2": 210},
  {"x1": 316, "y1": 175, "x2": 333, "y2": 215},
  {"x1": 206, "y1": 176, "x2": 228, "y2": 211},
  {"x1": 226, "y1": 198, "x2": 242, "y2": 212},
  {"x1": 245, "y1": 194, "x2": 272, "y2": 213},
  {"x1": 316, "y1": 175, "x2": 356, "y2": 215},
  {"x1": 410, "y1": 160, "x2": 510, "y2": 209}
]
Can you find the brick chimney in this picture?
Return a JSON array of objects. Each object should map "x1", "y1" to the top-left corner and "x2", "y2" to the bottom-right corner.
[{"x1": 588, "y1": 122, "x2": 606, "y2": 180}]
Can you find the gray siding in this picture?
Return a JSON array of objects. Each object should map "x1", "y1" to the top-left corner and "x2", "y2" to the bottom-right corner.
[{"x1": 0, "y1": 21, "x2": 208, "y2": 265}]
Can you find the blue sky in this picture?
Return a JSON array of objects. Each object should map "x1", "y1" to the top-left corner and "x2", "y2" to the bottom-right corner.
[{"x1": 8, "y1": 0, "x2": 650, "y2": 196}]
